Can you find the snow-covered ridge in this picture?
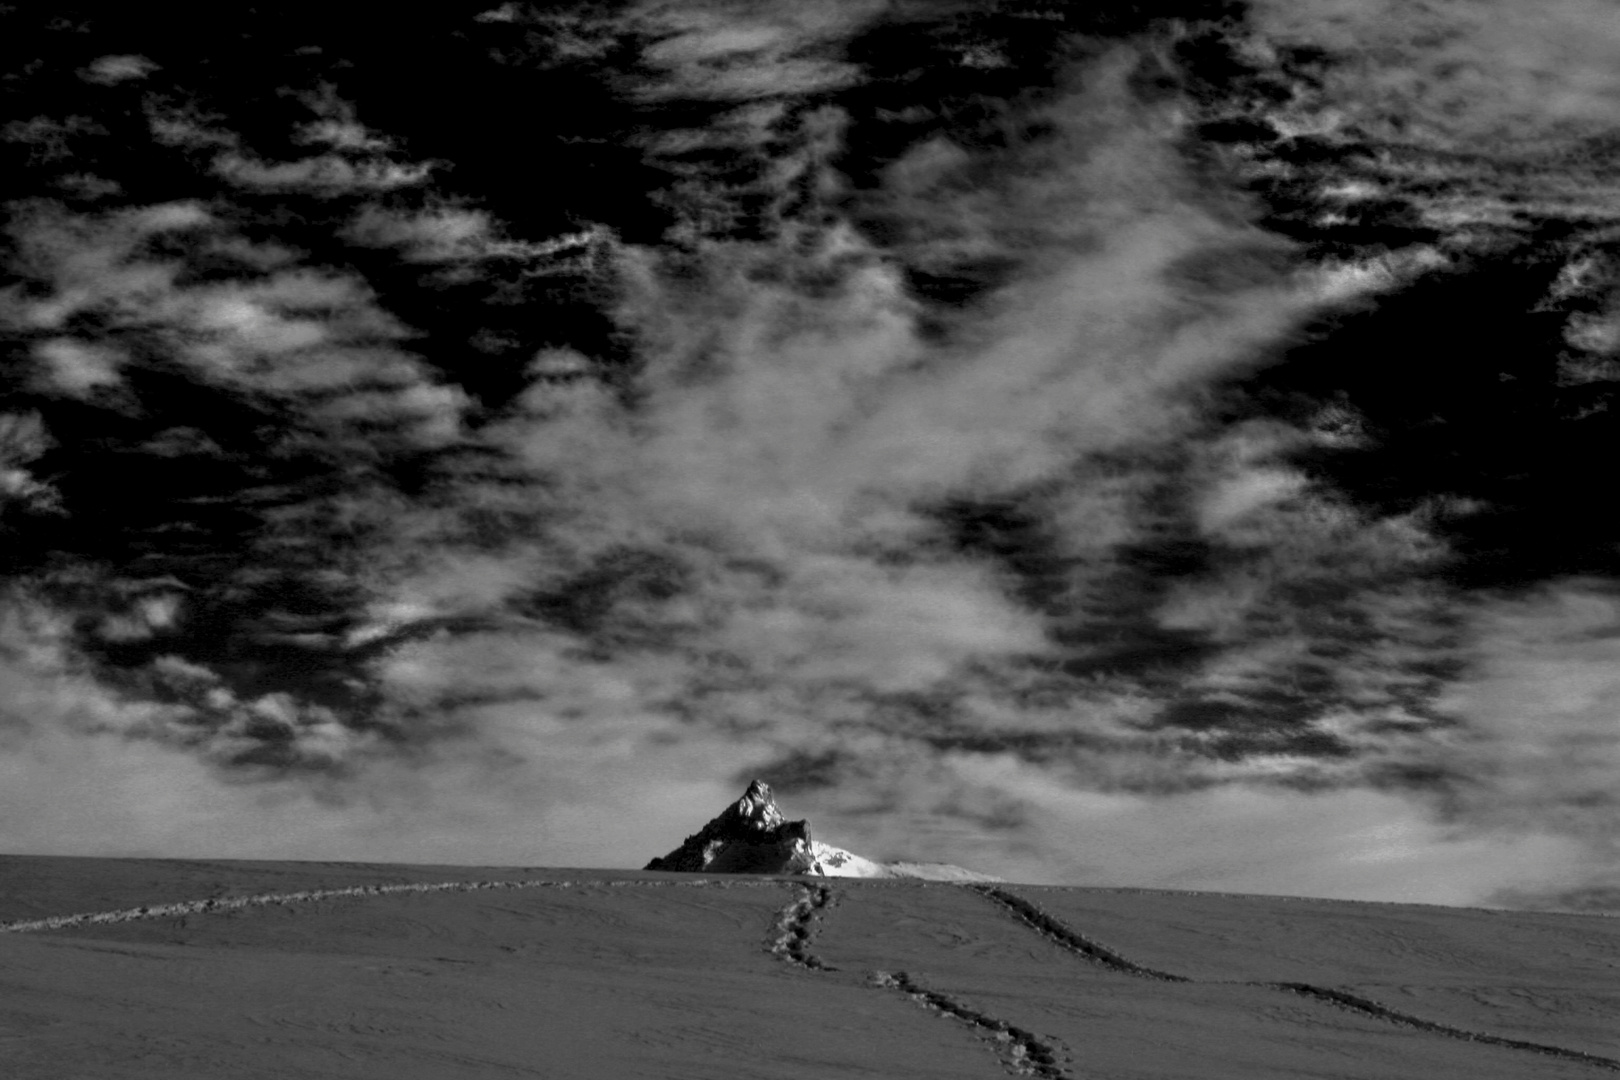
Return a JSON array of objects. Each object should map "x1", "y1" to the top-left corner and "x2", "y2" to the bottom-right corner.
[{"x1": 644, "y1": 780, "x2": 1000, "y2": 882}]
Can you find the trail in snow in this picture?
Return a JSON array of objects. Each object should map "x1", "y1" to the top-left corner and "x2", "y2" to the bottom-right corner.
[
  {"x1": 973, "y1": 886, "x2": 1189, "y2": 981},
  {"x1": 1268, "y1": 983, "x2": 1620, "y2": 1072},
  {"x1": 872, "y1": 970, "x2": 1071, "y2": 1080},
  {"x1": 768, "y1": 883, "x2": 1072, "y2": 1077},
  {"x1": 972, "y1": 886, "x2": 1620, "y2": 1074},
  {"x1": 0, "y1": 876, "x2": 784, "y2": 934},
  {"x1": 767, "y1": 883, "x2": 839, "y2": 971}
]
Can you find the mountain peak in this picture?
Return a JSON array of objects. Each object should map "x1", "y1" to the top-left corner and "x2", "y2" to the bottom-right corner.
[
  {"x1": 733, "y1": 779, "x2": 786, "y2": 831},
  {"x1": 644, "y1": 781, "x2": 1001, "y2": 881},
  {"x1": 644, "y1": 780, "x2": 812, "y2": 875}
]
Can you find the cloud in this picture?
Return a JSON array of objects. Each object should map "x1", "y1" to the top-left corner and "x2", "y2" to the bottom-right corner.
[
  {"x1": 292, "y1": 88, "x2": 395, "y2": 152},
  {"x1": 632, "y1": 0, "x2": 884, "y2": 99},
  {"x1": 0, "y1": 595, "x2": 762, "y2": 866},
  {"x1": 3, "y1": 7, "x2": 1618, "y2": 911},
  {"x1": 3, "y1": 198, "x2": 470, "y2": 448},
  {"x1": 79, "y1": 54, "x2": 158, "y2": 85},
  {"x1": 273, "y1": 34, "x2": 1487, "y2": 892},
  {"x1": 344, "y1": 203, "x2": 604, "y2": 267},
  {"x1": 0, "y1": 24, "x2": 1451, "y2": 886},
  {"x1": 0, "y1": 412, "x2": 60, "y2": 516},
  {"x1": 942, "y1": 755, "x2": 1591, "y2": 905},
  {"x1": 31, "y1": 337, "x2": 126, "y2": 397},
  {"x1": 1431, "y1": 583, "x2": 1620, "y2": 845},
  {"x1": 2, "y1": 199, "x2": 211, "y2": 331},
  {"x1": 213, "y1": 154, "x2": 433, "y2": 194},
  {"x1": 141, "y1": 85, "x2": 436, "y2": 196},
  {"x1": 1248, "y1": 0, "x2": 1620, "y2": 152}
]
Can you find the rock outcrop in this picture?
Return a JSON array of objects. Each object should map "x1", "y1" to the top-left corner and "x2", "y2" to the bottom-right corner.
[
  {"x1": 644, "y1": 780, "x2": 821, "y2": 874},
  {"x1": 644, "y1": 780, "x2": 1000, "y2": 880}
]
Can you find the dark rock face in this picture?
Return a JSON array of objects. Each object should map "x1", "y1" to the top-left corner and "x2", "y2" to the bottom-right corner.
[{"x1": 644, "y1": 780, "x2": 817, "y2": 874}]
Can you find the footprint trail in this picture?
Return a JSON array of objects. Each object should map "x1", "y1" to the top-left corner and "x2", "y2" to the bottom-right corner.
[
  {"x1": 0, "y1": 876, "x2": 782, "y2": 934},
  {"x1": 872, "y1": 970, "x2": 1071, "y2": 1079},
  {"x1": 767, "y1": 883, "x2": 1072, "y2": 1077},
  {"x1": 768, "y1": 883, "x2": 838, "y2": 971},
  {"x1": 975, "y1": 885, "x2": 1620, "y2": 1073},
  {"x1": 973, "y1": 886, "x2": 1188, "y2": 981},
  {"x1": 1271, "y1": 983, "x2": 1620, "y2": 1072}
]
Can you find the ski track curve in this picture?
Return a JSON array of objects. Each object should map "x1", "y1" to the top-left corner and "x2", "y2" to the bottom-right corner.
[
  {"x1": 973, "y1": 886, "x2": 1189, "y2": 981},
  {"x1": 970, "y1": 885, "x2": 1620, "y2": 1074},
  {"x1": 1269, "y1": 983, "x2": 1620, "y2": 1072},
  {"x1": 873, "y1": 970, "x2": 1071, "y2": 1079}
]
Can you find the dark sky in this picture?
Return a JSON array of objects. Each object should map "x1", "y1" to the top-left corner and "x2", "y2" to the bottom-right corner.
[{"x1": 3, "y1": 0, "x2": 1619, "y2": 909}]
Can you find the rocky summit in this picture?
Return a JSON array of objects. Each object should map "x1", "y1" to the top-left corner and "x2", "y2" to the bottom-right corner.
[
  {"x1": 644, "y1": 780, "x2": 821, "y2": 875},
  {"x1": 644, "y1": 781, "x2": 999, "y2": 881}
]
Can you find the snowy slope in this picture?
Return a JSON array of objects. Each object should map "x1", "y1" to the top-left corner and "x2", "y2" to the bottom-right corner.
[{"x1": 3, "y1": 855, "x2": 1618, "y2": 1080}]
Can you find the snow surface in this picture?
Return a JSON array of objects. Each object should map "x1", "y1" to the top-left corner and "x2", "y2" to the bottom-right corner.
[{"x1": 2, "y1": 854, "x2": 1617, "y2": 1080}]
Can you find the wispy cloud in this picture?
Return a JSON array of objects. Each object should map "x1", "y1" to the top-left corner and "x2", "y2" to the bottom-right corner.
[
  {"x1": 1249, "y1": 0, "x2": 1620, "y2": 152},
  {"x1": 631, "y1": 0, "x2": 884, "y2": 99},
  {"x1": 79, "y1": 54, "x2": 159, "y2": 86}
]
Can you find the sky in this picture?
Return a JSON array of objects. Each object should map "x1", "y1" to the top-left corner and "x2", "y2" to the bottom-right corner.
[{"x1": 3, "y1": 0, "x2": 1620, "y2": 910}]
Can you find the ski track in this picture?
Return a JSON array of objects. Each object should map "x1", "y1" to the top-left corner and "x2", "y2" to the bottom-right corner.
[
  {"x1": 0, "y1": 876, "x2": 787, "y2": 935},
  {"x1": 970, "y1": 885, "x2": 1620, "y2": 1074},
  {"x1": 973, "y1": 886, "x2": 1189, "y2": 981},
  {"x1": 7, "y1": 876, "x2": 1617, "y2": 1074},
  {"x1": 767, "y1": 883, "x2": 838, "y2": 971},
  {"x1": 873, "y1": 970, "x2": 1070, "y2": 1079},
  {"x1": 770, "y1": 884, "x2": 1073, "y2": 1078},
  {"x1": 1268, "y1": 983, "x2": 1620, "y2": 1072}
]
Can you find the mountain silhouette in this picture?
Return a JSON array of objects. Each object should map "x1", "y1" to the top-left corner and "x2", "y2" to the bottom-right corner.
[{"x1": 645, "y1": 780, "x2": 999, "y2": 880}]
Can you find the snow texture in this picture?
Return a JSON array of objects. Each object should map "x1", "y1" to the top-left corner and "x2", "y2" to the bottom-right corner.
[{"x1": 5, "y1": 856, "x2": 1620, "y2": 1079}]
